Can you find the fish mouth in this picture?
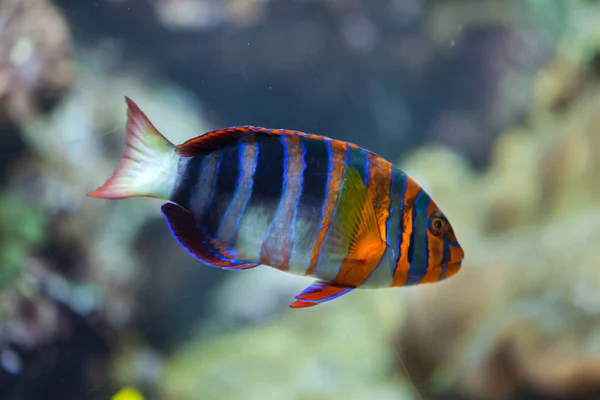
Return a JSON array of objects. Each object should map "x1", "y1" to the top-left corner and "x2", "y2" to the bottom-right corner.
[{"x1": 441, "y1": 260, "x2": 462, "y2": 280}]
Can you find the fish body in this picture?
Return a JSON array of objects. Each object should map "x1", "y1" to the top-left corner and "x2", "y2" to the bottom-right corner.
[{"x1": 89, "y1": 98, "x2": 464, "y2": 308}]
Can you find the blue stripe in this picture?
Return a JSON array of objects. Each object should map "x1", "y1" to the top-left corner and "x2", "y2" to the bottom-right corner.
[
  {"x1": 260, "y1": 135, "x2": 291, "y2": 261},
  {"x1": 315, "y1": 141, "x2": 348, "y2": 279},
  {"x1": 233, "y1": 143, "x2": 255, "y2": 235},
  {"x1": 216, "y1": 144, "x2": 245, "y2": 240},
  {"x1": 447, "y1": 239, "x2": 460, "y2": 246},
  {"x1": 405, "y1": 190, "x2": 430, "y2": 285},
  {"x1": 364, "y1": 152, "x2": 371, "y2": 187},
  {"x1": 422, "y1": 203, "x2": 430, "y2": 280},
  {"x1": 170, "y1": 156, "x2": 201, "y2": 207},
  {"x1": 258, "y1": 136, "x2": 288, "y2": 262},
  {"x1": 385, "y1": 172, "x2": 396, "y2": 252},
  {"x1": 289, "y1": 139, "x2": 307, "y2": 257},
  {"x1": 441, "y1": 240, "x2": 450, "y2": 280},
  {"x1": 442, "y1": 235, "x2": 451, "y2": 264},
  {"x1": 363, "y1": 168, "x2": 397, "y2": 284},
  {"x1": 204, "y1": 152, "x2": 221, "y2": 222},
  {"x1": 199, "y1": 148, "x2": 230, "y2": 235},
  {"x1": 295, "y1": 138, "x2": 330, "y2": 272},
  {"x1": 220, "y1": 141, "x2": 259, "y2": 245},
  {"x1": 391, "y1": 174, "x2": 407, "y2": 278},
  {"x1": 250, "y1": 137, "x2": 285, "y2": 257},
  {"x1": 232, "y1": 143, "x2": 258, "y2": 238},
  {"x1": 406, "y1": 190, "x2": 420, "y2": 271},
  {"x1": 345, "y1": 148, "x2": 370, "y2": 187},
  {"x1": 236, "y1": 142, "x2": 247, "y2": 194}
]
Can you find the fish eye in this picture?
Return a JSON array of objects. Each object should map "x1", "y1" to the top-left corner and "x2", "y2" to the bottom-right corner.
[{"x1": 429, "y1": 213, "x2": 448, "y2": 236}]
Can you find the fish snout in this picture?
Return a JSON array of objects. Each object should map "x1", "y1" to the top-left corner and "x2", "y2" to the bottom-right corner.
[{"x1": 443, "y1": 243, "x2": 464, "y2": 279}]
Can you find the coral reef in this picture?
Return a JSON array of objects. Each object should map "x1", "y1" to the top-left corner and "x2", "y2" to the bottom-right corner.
[{"x1": 0, "y1": 0, "x2": 73, "y2": 126}]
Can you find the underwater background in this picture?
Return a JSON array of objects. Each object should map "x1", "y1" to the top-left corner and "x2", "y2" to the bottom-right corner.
[{"x1": 1, "y1": 0, "x2": 600, "y2": 399}]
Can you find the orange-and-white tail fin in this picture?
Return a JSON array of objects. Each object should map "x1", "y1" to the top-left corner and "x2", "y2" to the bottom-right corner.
[{"x1": 88, "y1": 97, "x2": 179, "y2": 200}]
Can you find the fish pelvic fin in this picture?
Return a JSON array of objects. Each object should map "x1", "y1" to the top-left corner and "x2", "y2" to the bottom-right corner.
[
  {"x1": 88, "y1": 97, "x2": 178, "y2": 200},
  {"x1": 289, "y1": 281, "x2": 354, "y2": 308}
]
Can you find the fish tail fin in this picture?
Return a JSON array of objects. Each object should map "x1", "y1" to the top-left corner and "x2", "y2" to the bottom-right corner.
[{"x1": 88, "y1": 97, "x2": 179, "y2": 200}]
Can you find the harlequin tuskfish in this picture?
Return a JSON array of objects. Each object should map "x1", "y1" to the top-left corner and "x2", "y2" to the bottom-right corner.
[{"x1": 89, "y1": 98, "x2": 464, "y2": 308}]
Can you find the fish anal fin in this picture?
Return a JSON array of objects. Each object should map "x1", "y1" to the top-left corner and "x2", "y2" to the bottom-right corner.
[
  {"x1": 161, "y1": 202, "x2": 257, "y2": 270},
  {"x1": 290, "y1": 281, "x2": 354, "y2": 308},
  {"x1": 326, "y1": 166, "x2": 387, "y2": 265}
]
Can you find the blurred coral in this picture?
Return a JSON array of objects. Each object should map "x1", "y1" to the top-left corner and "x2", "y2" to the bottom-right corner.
[
  {"x1": 159, "y1": 279, "x2": 411, "y2": 400},
  {"x1": 1, "y1": 0, "x2": 600, "y2": 399},
  {"x1": 0, "y1": 0, "x2": 73, "y2": 126},
  {"x1": 53, "y1": 0, "x2": 563, "y2": 168},
  {"x1": 0, "y1": 37, "x2": 212, "y2": 398},
  {"x1": 393, "y1": 9, "x2": 600, "y2": 398}
]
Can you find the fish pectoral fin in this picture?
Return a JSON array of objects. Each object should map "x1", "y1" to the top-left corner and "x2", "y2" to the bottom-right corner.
[
  {"x1": 289, "y1": 281, "x2": 354, "y2": 308},
  {"x1": 325, "y1": 166, "x2": 387, "y2": 265},
  {"x1": 161, "y1": 202, "x2": 258, "y2": 270}
]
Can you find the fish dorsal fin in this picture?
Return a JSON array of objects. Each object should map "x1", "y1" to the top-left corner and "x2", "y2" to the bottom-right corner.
[
  {"x1": 161, "y1": 202, "x2": 258, "y2": 270},
  {"x1": 176, "y1": 126, "x2": 333, "y2": 157},
  {"x1": 326, "y1": 166, "x2": 387, "y2": 265}
]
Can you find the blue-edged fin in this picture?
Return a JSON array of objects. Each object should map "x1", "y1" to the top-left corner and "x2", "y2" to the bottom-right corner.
[
  {"x1": 325, "y1": 166, "x2": 387, "y2": 266},
  {"x1": 289, "y1": 300, "x2": 319, "y2": 308},
  {"x1": 161, "y1": 203, "x2": 258, "y2": 270},
  {"x1": 290, "y1": 281, "x2": 354, "y2": 308}
]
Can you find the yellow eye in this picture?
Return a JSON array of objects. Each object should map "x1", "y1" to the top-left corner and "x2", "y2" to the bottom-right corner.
[{"x1": 429, "y1": 215, "x2": 448, "y2": 235}]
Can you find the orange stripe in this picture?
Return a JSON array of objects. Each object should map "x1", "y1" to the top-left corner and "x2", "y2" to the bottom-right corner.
[
  {"x1": 279, "y1": 135, "x2": 304, "y2": 270},
  {"x1": 419, "y1": 201, "x2": 444, "y2": 284},
  {"x1": 366, "y1": 154, "x2": 393, "y2": 239},
  {"x1": 332, "y1": 154, "x2": 392, "y2": 287},
  {"x1": 305, "y1": 141, "x2": 347, "y2": 276},
  {"x1": 392, "y1": 176, "x2": 422, "y2": 287},
  {"x1": 450, "y1": 243, "x2": 462, "y2": 261},
  {"x1": 447, "y1": 227, "x2": 459, "y2": 246}
]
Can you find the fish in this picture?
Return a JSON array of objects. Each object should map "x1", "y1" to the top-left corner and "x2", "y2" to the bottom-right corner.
[{"x1": 89, "y1": 97, "x2": 464, "y2": 308}]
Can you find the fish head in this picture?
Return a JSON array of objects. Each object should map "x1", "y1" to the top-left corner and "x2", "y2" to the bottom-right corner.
[
  {"x1": 411, "y1": 192, "x2": 464, "y2": 283},
  {"x1": 435, "y1": 212, "x2": 464, "y2": 280}
]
